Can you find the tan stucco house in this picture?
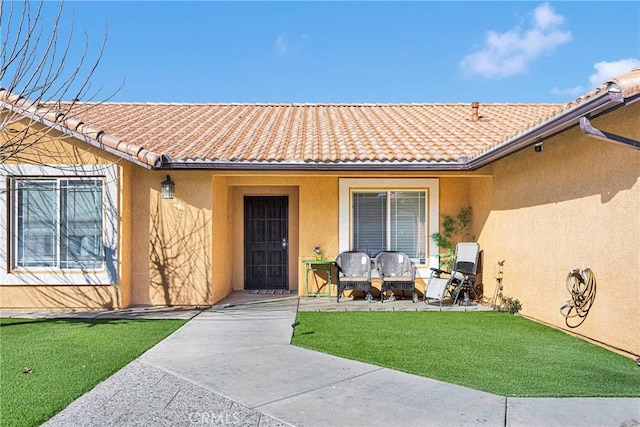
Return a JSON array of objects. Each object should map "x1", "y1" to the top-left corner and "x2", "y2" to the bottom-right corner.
[{"x1": 1, "y1": 68, "x2": 639, "y2": 356}]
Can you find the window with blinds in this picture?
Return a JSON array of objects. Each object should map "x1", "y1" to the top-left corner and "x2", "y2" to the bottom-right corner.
[
  {"x1": 352, "y1": 190, "x2": 426, "y2": 263},
  {"x1": 14, "y1": 178, "x2": 105, "y2": 270}
]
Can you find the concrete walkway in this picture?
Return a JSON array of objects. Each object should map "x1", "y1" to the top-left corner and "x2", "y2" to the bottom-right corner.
[{"x1": 39, "y1": 296, "x2": 639, "y2": 427}]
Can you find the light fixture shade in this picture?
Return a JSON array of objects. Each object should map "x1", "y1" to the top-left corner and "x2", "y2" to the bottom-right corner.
[{"x1": 161, "y1": 175, "x2": 175, "y2": 199}]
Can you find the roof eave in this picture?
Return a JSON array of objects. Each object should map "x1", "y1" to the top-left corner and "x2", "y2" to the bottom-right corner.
[
  {"x1": 158, "y1": 159, "x2": 468, "y2": 172},
  {"x1": 0, "y1": 98, "x2": 160, "y2": 169},
  {"x1": 465, "y1": 90, "x2": 626, "y2": 170}
]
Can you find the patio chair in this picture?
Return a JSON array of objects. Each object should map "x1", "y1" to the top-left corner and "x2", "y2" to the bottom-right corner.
[
  {"x1": 425, "y1": 242, "x2": 480, "y2": 305},
  {"x1": 335, "y1": 251, "x2": 373, "y2": 302},
  {"x1": 375, "y1": 251, "x2": 417, "y2": 303},
  {"x1": 423, "y1": 275, "x2": 451, "y2": 306}
]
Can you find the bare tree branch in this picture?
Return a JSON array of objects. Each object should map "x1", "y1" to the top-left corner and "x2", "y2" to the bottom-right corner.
[{"x1": 0, "y1": 0, "x2": 119, "y2": 165}]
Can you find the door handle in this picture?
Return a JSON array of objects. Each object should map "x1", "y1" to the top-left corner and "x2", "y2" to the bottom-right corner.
[{"x1": 282, "y1": 238, "x2": 288, "y2": 249}]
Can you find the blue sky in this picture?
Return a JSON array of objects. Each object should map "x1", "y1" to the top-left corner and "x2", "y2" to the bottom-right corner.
[{"x1": 7, "y1": 1, "x2": 640, "y2": 104}]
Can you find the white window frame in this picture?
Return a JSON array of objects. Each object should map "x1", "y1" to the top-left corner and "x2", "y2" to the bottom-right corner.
[
  {"x1": 0, "y1": 164, "x2": 118, "y2": 285},
  {"x1": 339, "y1": 178, "x2": 439, "y2": 278}
]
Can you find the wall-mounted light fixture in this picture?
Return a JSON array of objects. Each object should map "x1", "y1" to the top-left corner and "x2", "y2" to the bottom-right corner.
[
  {"x1": 534, "y1": 143, "x2": 543, "y2": 153},
  {"x1": 161, "y1": 175, "x2": 175, "y2": 199}
]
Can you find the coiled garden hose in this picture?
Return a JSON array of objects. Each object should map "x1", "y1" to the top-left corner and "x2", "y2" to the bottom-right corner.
[{"x1": 560, "y1": 268, "x2": 596, "y2": 320}]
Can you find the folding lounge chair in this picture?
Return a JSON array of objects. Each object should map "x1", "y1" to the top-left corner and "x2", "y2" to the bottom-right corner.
[
  {"x1": 425, "y1": 242, "x2": 480, "y2": 305},
  {"x1": 424, "y1": 275, "x2": 451, "y2": 306},
  {"x1": 375, "y1": 251, "x2": 417, "y2": 303},
  {"x1": 335, "y1": 251, "x2": 373, "y2": 302}
]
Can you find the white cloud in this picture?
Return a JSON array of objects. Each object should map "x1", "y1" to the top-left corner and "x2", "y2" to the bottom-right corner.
[
  {"x1": 549, "y1": 58, "x2": 640, "y2": 99},
  {"x1": 588, "y1": 58, "x2": 640, "y2": 87},
  {"x1": 274, "y1": 33, "x2": 292, "y2": 57},
  {"x1": 273, "y1": 32, "x2": 309, "y2": 57},
  {"x1": 534, "y1": 2, "x2": 565, "y2": 29},
  {"x1": 460, "y1": 2, "x2": 572, "y2": 78}
]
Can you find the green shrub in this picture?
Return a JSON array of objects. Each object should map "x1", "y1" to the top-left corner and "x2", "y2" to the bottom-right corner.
[
  {"x1": 430, "y1": 207, "x2": 473, "y2": 270},
  {"x1": 495, "y1": 296, "x2": 522, "y2": 314}
]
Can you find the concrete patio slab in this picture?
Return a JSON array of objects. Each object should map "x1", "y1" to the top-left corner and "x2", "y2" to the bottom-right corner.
[{"x1": 297, "y1": 295, "x2": 493, "y2": 312}]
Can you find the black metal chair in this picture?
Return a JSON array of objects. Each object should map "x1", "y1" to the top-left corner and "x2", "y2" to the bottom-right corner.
[
  {"x1": 375, "y1": 251, "x2": 417, "y2": 303},
  {"x1": 335, "y1": 251, "x2": 373, "y2": 302}
]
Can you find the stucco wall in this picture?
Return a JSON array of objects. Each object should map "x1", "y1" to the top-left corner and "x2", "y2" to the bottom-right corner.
[
  {"x1": 119, "y1": 161, "x2": 133, "y2": 307},
  {"x1": 130, "y1": 170, "x2": 213, "y2": 307},
  {"x1": 468, "y1": 175, "x2": 493, "y2": 298},
  {"x1": 477, "y1": 104, "x2": 640, "y2": 356},
  {"x1": 211, "y1": 176, "x2": 232, "y2": 304},
  {"x1": 298, "y1": 176, "x2": 339, "y2": 295},
  {"x1": 0, "y1": 285, "x2": 121, "y2": 309},
  {"x1": 439, "y1": 177, "x2": 471, "y2": 219}
]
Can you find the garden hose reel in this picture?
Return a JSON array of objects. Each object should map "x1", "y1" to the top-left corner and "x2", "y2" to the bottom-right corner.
[{"x1": 560, "y1": 268, "x2": 596, "y2": 320}]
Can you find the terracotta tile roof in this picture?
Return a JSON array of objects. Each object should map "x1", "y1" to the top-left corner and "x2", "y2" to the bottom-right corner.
[
  {"x1": 2, "y1": 67, "x2": 638, "y2": 169},
  {"x1": 51, "y1": 102, "x2": 561, "y2": 165}
]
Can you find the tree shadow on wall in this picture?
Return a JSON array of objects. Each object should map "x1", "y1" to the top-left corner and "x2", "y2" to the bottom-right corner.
[
  {"x1": 149, "y1": 199, "x2": 211, "y2": 306},
  {"x1": 29, "y1": 281, "x2": 118, "y2": 310}
]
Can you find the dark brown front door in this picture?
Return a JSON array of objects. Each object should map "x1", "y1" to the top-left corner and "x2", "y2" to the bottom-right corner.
[{"x1": 244, "y1": 196, "x2": 288, "y2": 289}]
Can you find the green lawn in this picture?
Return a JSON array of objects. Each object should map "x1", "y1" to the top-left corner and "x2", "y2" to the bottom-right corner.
[
  {"x1": 292, "y1": 311, "x2": 640, "y2": 397},
  {"x1": 0, "y1": 317, "x2": 186, "y2": 427}
]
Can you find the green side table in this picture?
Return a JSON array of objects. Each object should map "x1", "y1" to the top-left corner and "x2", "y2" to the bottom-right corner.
[{"x1": 302, "y1": 259, "x2": 335, "y2": 298}]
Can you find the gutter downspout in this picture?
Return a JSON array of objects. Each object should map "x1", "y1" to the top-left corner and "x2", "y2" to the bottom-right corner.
[{"x1": 579, "y1": 116, "x2": 640, "y2": 150}]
